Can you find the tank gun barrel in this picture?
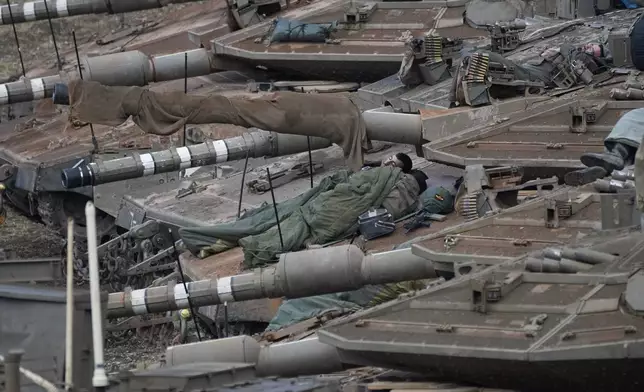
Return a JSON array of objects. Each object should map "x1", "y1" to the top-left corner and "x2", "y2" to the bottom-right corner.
[
  {"x1": 62, "y1": 130, "x2": 333, "y2": 188},
  {"x1": 0, "y1": 0, "x2": 203, "y2": 26},
  {"x1": 60, "y1": 104, "x2": 422, "y2": 189},
  {"x1": 106, "y1": 245, "x2": 436, "y2": 318},
  {"x1": 0, "y1": 48, "x2": 212, "y2": 104}
]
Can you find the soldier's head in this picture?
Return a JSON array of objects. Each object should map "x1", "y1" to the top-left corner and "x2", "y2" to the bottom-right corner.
[
  {"x1": 382, "y1": 152, "x2": 413, "y2": 173},
  {"x1": 583, "y1": 43, "x2": 604, "y2": 58},
  {"x1": 410, "y1": 169, "x2": 428, "y2": 195}
]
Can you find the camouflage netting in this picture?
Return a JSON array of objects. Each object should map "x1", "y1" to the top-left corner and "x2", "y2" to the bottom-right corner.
[
  {"x1": 180, "y1": 167, "x2": 420, "y2": 267},
  {"x1": 67, "y1": 80, "x2": 369, "y2": 171}
]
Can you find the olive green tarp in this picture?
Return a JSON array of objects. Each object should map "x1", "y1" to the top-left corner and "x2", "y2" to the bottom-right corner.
[
  {"x1": 67, "y1": 80, "x2": 369, "y2": 171},
  {"x1": 180, "y1": 166, "x2": 415, "y2": 268},
  {"x1": 265, "y1": 186, "x2": 455, "y2": 331}
]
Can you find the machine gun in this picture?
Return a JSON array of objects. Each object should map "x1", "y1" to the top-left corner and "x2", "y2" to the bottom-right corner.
[
  {"x1": 486, "y1": 20, "x2": 526, "y2": 54},
  {"x1": 460, "y1": 52, "x2": 546, "y2": 106},
  {"x1": 398, "y1": 32, "x2": 464, "y2": 86},
  {"x1": 456, "y1": 165, "x2": 559, "y2": 221}
]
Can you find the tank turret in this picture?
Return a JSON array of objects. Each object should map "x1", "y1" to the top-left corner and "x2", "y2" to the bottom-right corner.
[
  {"x1": 106, "y1": 244, "x2": 437, "y2": 318},
  {"x1": 0, "y1": 0, "x2": 203, "y2": 26}
]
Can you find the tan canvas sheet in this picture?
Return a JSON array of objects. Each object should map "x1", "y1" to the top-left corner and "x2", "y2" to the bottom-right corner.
[{"x1": 67, "y1": 80, "x2": 370, "y2": 170}]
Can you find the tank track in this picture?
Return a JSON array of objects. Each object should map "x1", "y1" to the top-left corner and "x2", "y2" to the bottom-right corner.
[
  {"x1": 38, "y1": 192, "x2": 118, "y2": 285},
  {"x1": 36, "y1": 192, "x2": 64, "y2": 233}
]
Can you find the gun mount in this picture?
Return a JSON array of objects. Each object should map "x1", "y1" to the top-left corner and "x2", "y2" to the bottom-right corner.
[
  {"x1": 459, "y1": 52, "x2": 547, "y2": 107},
  {"x1": 398, "y1": 32, "x2": 464, "y2": 87},
  {"x1": 455, "y1": 164, "x2": 558, "y2": 222},
  {"x1": 0, "y1": 0, "x2": 485, "y2": 105},
  {"x1": 486, "y1": 20, "x2": 526, "y2": 54}
]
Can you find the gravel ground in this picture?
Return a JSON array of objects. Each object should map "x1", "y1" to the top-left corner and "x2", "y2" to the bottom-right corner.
[
  {"x1": 0, "y1": 204, "x2": 64, "y2": 258},
  {"x1": 104, "y1": 335, "x2": 168, "y2": 373}
]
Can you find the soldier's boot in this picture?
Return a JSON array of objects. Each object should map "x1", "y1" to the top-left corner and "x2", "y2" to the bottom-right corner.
[
  {"x1": 564, "y1": 166, "x2": 607, "y2": 186},
  {"x1": 580, "y1": 143, "x2": 630, "y2": 173}
]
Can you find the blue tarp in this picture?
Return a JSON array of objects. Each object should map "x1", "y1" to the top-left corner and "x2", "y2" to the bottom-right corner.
[{"x1": 620, "y1": 0, "x2": 641, "y2": 9}]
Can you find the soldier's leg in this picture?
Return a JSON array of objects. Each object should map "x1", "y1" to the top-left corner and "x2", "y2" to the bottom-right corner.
[
  {"x1": 564, "y1": 166, "x2": 607, "y2": 186},
  {"x1": 579, "y1": 142, "x2": 632, "y2": 173},
  {"x1": 564, "y1": 142, "x2": 634, "y2": 186}
]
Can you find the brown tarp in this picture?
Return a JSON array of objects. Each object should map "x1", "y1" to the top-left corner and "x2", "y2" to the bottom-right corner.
[{"x1": 67, "y1": 80, "x2": 370, "y2": 171}]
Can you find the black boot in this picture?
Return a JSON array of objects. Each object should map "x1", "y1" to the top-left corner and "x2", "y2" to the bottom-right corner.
[
  {"x1": 579, "y1": 143, "x2": 630, "y2": 173},
  {"x1": 564, "y1": 166, "x2": 607, "y2": 186}
]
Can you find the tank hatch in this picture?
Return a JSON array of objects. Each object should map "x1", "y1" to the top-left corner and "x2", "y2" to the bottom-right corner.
[
  {"x1": 211, "y1": 0, "x2": 487, "y2": 82},
  {"x1": 424, "y1": 100, "x2": 644, "y2": 172},
  {"x1": 318, "y1": 231, "x2": 644, "y2": 392}
]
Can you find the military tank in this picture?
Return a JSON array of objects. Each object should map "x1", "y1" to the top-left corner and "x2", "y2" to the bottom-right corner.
[
  {"x1": 2, "y1": 0, "x2": 643, "y2": 349},
  {"x1": 0, "y1": 0, "x2": 476, "y2": 244},
  {"x1": 6, "y1": 166, "x2": 638, "y2": 391},
  {"x1": 0, "y1": 0, "x2": 638, "y2": 242},
  {"x1": 157, "y1": 175, "x2": 643, "y2": 392},
  {"x1": 4, "y1": 145, "x2": 644, "y2": 392}
]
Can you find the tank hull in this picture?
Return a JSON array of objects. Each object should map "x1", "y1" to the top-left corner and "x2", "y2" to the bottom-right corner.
[
  {"x1": 318, "y1": 189, "x2": 644, "y2": 392},
  {"x1": 424, "y1": 100, "x2": 644, "y2": 173}
]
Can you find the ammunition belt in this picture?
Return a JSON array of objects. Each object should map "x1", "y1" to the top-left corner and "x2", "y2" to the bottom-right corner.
[
  {"x1": 464, "y1": 52, "x2": 490, "y2": 83},
  {"x1": 423, "y1": 32, "x2": 444, "y2": 65}
]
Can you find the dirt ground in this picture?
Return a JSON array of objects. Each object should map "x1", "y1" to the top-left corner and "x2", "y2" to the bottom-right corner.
[{"x1": 0, "y1": 204, "x2": 64, "y2": 258}]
